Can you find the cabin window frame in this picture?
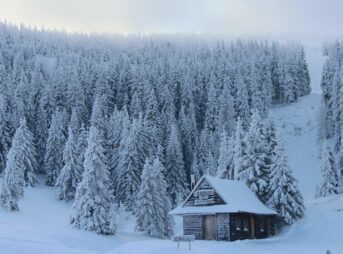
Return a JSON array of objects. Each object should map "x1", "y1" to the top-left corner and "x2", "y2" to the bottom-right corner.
[
  {"x1": 243, "y1": 216, "x2": 249, "y2": 232},
  {"x1": 235, "y1": 216, "x2": 241, "y2": 231}
]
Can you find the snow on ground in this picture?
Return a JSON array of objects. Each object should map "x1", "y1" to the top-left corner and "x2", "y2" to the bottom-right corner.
[
  {"x1": 0, "y1": 183, "x2": 151, "y2": 254},
  {"x1": 270, "y1": 94, "x2": 322, "y2": 200}
]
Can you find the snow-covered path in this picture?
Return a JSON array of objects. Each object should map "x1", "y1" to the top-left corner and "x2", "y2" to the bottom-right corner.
[{"x1": 270, "y1": 94, "x2": 322, "y2": 200}]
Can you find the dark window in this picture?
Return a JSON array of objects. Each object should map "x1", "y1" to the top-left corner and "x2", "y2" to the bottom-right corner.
[
  {"x1": 243, "y1": 217, "x2": 249, "y2": 232},
  {"x1": 259, "y1": 218, "x2": 266, "y2": 232},
  {"x1": 235, "y1": 217, "x2": 241, "y2": 230}
]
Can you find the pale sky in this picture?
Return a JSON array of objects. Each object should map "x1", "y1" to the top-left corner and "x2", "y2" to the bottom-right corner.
[{"x1": 1, "y1": 0, "x2": 343, "y2": 42}]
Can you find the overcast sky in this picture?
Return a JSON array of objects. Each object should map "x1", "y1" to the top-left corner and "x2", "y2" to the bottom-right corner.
[{"x1": 1, "y1": 0, "x2": 343, "y2": 42}]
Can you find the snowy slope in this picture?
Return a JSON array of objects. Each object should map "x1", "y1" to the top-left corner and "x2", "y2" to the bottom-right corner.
[
  {"x1": 0, "y1": 183, "x2": 151, "y2": 254},
  {"x1": 270, "y1": 94, "x2": 322, "y2": 199},
  {"x1": 1, "y1": 93, "x2": 342, "y2": 254}
]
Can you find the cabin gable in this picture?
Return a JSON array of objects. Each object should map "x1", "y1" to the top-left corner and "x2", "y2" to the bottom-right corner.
[{"x1": 184, "y1": 178, "x2": 225, "y2": 207}]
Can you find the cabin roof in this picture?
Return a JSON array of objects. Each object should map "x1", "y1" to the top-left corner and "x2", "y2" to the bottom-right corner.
[{"x1": 169, "y1": 175, "x2": 277, "y2": 216}]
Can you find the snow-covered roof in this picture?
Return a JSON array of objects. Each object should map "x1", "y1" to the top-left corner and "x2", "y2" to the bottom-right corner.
[{"x1": 170, "y1": 176, "x2": 277, "y2": 216}]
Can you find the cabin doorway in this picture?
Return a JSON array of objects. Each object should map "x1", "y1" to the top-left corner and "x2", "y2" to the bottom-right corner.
[{"x1": 204, "y1": 215, "x2": 216, "y2": 240}]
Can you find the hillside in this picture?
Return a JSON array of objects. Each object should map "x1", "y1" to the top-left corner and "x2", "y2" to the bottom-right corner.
[{"x1": 1, "y1": 92, "x2": 342, "y2": 254}]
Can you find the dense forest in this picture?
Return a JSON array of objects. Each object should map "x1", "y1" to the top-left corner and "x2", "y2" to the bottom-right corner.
[
  {"x1": 0, "y1": 23, "x2": 310, "y2": 237},
  {"x1": 318, "y1": 41, "x2": 343, "y2": 197}
]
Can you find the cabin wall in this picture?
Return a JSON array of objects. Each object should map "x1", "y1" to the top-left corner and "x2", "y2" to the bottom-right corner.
[
  {"x1": 229, "y1": 213, "x2": 277, "y2": 241},
  {"x1": 216, "y1": 213, "x2": 229, "y2": 240},
  {"x1": 229, "y1": 213, "x2": 253, "y2": 241},
  {"x1": 183, "y1": 215, "x2": 203, "y2": 240}
]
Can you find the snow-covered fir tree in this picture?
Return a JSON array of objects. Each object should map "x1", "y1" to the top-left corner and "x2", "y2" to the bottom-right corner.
[
  {"x1": 136, "y1": 156, "x2": 173, "y2": 238},
  {"x1": 75, "y1": 125, "x2": 88, "y2": 178},
  {"x1": 116, "y1": 115, "x2": 153, "y2": 210},
  {"x1": 0, "y1": 94, "x2": 11, "y2": 173},
  {"x1": 70, "y1": 126, "x2": 115, "y2": 235},
  {"x1": 217, "y1": 131, "x2": 234, "y2": 179},
  {"x1": 238, "y1": 110, "x2": 270, "y2": 202},
  {"x1": 44, "y1": 110, "x2": 67, "y2": 186},
  {"x1": 165, "y1": 123, "x2": 188, "y2": 206},
  {"x1": 0, "y1": 151, "x2": 23, "y2": 211},
  {"x1": 0, "y1": 120, "x2": 34, "y2": 211},
  {"x1": 233, "y1": 118, "x2": 246, "y2": 180},
  {"x1": 107, "y1": 108, "x2": 130, "y2": 195},
  {"x1": 267, "y1": 132, "x2": 305, "y2": 224},
  {"x1": 317, "y1": 142, "x2": 339, "y2": 197},
  {"x1": 4, "y1": 118, "x2": 37, "y2": 187},
  {"x1": 55, "y1": 126, "x2": 82, "y2": 201},
  {"x1": 0, "y1": 116, "x2": 38, "y2": 210}
]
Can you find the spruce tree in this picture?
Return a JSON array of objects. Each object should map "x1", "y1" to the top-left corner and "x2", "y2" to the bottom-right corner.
[
  {"x1": 70, "y1": 126, "x2": 115, "y2": 235},
  {"x1": 44, "y1": 110, "x2": 67, "y2": 186},
  {"x1": 0, "y1": 120, "x2": 33, "y2": 210},
  {"x1": 0, "y1": 95, "x2": 11, "y2": 173},
  {"x1": 239, "y1": 110, "x2": 270, "y2": 201},
  {"x1": 0, "y1": 151, "x2": 23, "y2": 211},
  {"x1": 107, "y1": 108, "x2": 130, "y2": 194},
  {"x1": 233, "y1": 118, "x2": 246, "y2": 180},
  {"x1": 317, "y1": 142, "x2": 339, "y2": 197},
  {"x1": 75, "y1": 125, "x2": 88, "y2": 177},
  {"x1": 0, "y1": 117, "x2": 37, "y2": 210},
  {"x1": 165, "y1": 123, "x2": 188, "y2": 206},
  {"x1": 116, "y1": 116, "x2": 153, "y2": 210},
  {"x1": 6, "y1": 118, "x2": 37, "y2": 187},
  {"x1": 217, "y1": 131, "x2": 234, "y2": 179},
  {"x1": 55, "y1": 126, "x2": 82, "y2": 201},
  {"x1": 136, "y1": 157, "x2": 173, "y2": 238},
  {"x1": 267, "y1": 132, "x2": 305, "y2": 224}
]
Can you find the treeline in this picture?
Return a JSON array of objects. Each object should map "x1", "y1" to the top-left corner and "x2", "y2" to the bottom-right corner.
[
  {"x1": 0, "y1": 23, "x2": 309, "y2": 237},
  {"x1": 318, "y1": 41, "x2": 343, "y2": 196}
]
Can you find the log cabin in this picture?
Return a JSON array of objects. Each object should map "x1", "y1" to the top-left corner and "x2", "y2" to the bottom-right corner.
[{"x1": 169, "y1": 175, "x2": 279, "y2": 241}]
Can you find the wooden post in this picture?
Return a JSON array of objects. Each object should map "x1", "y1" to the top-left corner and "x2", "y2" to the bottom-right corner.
[{"x1": 250, "y1": 215, "x2": 255, "y2": 239}]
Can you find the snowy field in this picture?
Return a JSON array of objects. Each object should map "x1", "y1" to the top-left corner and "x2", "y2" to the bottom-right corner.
[
  {"x1": 1, "y1": 46, "x2": 342, "y2": 254},
  {"x1": 1, "y1": 177, "x2": 343, "y2": 254}
]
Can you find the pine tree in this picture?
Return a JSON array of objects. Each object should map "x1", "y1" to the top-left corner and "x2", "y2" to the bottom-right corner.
[
  {"x1": 0, "y1": 95, "x2": 11, "y2": 173},
  {"x1": 6, "y1": 118, "x2": 37, "y2": 187},
  {"x1": 233, "y1": 118, "x2": 246, "y2": 180},
  {"x1": 75, "y1": 125, "x2": 88, "y2": 177},
  {"x1": 217, "y1": 131, "x2": 234, "y2": 179},
  {"x1": 107, "y1": 108, "x2": 130, "y2": 194},
  {"x1": 204, "y1": 81, "x2": 220, "y2": 133},
  {"x1": 218, "y1": 85, "x2": 235, "y2": 135},
  {"x1": 317, "y1": 142, "x2": 339, "y2": 197},
  {"x1": 116, "y1": 116, "x2": 153, "y2": 210},
  {"x1": 267, "y1": 132, "x2": 305, "y2": 224},
  {"x1": 35, "y1": 85, "x2": 51, "y2": 173},
  {"x1": 238, "y1": 110, "x2": 270, "y2": 201},
  {"x1": 235, "y1": 73, "x2": 250, "y2": 130},
  {"x1": 0, "y1": 120, "x2": 33, "y2": 210},
  {"x1": 45, "y1": 110, "x2": 67, "y2": 186},
  {"x1": 70, "y1": 126, "x2": 115, "y2": 235},
  {"x1": 55, "y1": 126, "x2": 82, "y2": 201},
  {"x1": 136, "y1": 157, "x2": 173, "y2": 238},
  {"x1": 0, "y1": 151, "x2": 23, "y2": 211},
  {"x1": 165, "y1": 123, "x2": 188, "y2": 205}
]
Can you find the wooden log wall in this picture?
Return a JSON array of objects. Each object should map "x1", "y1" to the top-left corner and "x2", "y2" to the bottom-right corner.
[
  {"x1": 216, "y1": 213, "x2": 229, "y2": 240},
  {"x1": 185, "y1": 179, "x2": 225, "y2": 207},
  {"x1": 183, "y1": 215, "x2": 204, "y2": 240}
]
